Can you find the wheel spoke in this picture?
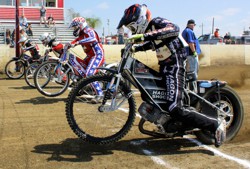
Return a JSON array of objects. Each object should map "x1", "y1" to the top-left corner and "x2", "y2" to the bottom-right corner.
[{"x1": 66, "y1": 75, "x2": 136, "y2": 144}]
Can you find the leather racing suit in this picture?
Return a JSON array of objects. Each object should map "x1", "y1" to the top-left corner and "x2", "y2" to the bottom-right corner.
[
  {"x1": 47, "y1": 39, "x2": 64, "y2": 57},
  {"x1": 135, "y1": 17, "x2": 218, "y2": 132},
  {"x1": 71, "y1": 26, "x2": 105, "y2": 95}
]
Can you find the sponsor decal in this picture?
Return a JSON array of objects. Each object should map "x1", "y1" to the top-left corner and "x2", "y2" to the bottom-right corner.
[
  {"x1": 166, "y1": 75, "x2": 175, "y2": 102},
  {"x1": 135, "y1": 62, "x2": 149, "y2": 73},
  {"x1": 152, "y1": 90, "x2": 166, "y2": 99}
]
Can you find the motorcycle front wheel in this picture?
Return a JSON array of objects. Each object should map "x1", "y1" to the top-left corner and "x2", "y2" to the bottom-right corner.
[
  {"x1": 34, "y1": 61, "x2": 70, "y2": 97},
  {"x1": 5, "y1": 59, "x2": 25, "y2": 79},
  {"x1": 66, "y1": 74, "x2": 136, "y2": 144},
  {"x1": 25, "y1": 62, "x2": 40, "y2": 88}
]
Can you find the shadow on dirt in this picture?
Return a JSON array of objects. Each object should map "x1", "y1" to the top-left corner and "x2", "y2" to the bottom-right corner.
[
  {"x1": 32, "y1": 138, "x2": 214, "y2": 162},
  {"x1": 9, "y1": 85, "x2": 36, "y2": 90},
  {"x1": 16, "y1": 96, "x2": 67, "y2": 105}
]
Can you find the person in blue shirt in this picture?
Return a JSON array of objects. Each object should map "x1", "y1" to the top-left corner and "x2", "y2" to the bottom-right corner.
[
  {"x1": 19, "y1": 15, "x2": 28, "y2": 28},
  {"x1": 182, "y1": 19, "x2": 201, "y2": 82}
]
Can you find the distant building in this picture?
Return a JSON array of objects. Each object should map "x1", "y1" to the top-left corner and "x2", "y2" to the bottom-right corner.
[{"x1": 0, "y1": 0, "x2": 64, "y2": 24}]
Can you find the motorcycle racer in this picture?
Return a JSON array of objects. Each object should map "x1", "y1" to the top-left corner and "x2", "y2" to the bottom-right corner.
[
  {"x1": 39, "y1": 32, "x2": 63, "y2": 57},
  {"x1": 18, "y1": 36, "x2": 41, "y2": 61},
  {"x1": 69, "y1": 17, "x2": 105, "y2": 103},
  {"x1": 117, "y1": 4, "x2": 226, "y2": 147}
]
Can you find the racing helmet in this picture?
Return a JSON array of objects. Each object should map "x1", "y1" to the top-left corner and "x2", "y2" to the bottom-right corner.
[
  {"x1": 18, "y1": 36, "x2": 28, "y2": 47},
  {"x1": 68, "y1": 17, "x2": 88, "y2": 37},
  {"x1": 39, "y1": 32, "x2": 55, "y2": 46},
  {"x1": 117, "y1": 4, "x2": 151, "y2": 34}
]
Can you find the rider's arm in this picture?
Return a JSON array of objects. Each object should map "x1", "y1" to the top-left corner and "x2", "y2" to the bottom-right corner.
[
  {"x1": 134, "y1": 41, "x2": 153, "y2": 52},
  {"x1": 182, "y1": 29, "x2": 196, "y2": 53},
  {"x1": 21, "y1": 45, "x2": 35, "y2": 51},
  {"x1": 77, "y1": 29, "x2": 97, "y2": 45},
  {"x1": 71, "y1": 37, "x2": 80, "y2": 45},
  {"x1": 143, "y1": 17, "x2": 179, "y2": 41},
  {"x1": 52, "y1": 43, "x2": 63, "y2": 52}
]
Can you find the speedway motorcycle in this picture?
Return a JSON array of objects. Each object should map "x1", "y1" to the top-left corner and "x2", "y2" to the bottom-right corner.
[
  {"x1": 34, "y1": 43, "x2": 119, "y2": 97},
  {"x1": 65, "y1": 42, "x2": 244, "y2": 145}
]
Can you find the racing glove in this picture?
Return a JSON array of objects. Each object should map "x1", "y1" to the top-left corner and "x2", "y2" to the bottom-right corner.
[
  {"x1": 193, "y1": 51, "x2": 198, "y2": 57},
  {"x1": 127, "y1": 34, "x2": 144, "y2": 43}
]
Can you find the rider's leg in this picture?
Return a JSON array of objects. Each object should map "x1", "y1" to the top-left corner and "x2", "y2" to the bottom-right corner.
[
  {"x1": 161, "y1": 50, "x2": 225, "y2": 146},
  {"x1": 161, "y1": 51, "x2": 226, "y2": 147},
  {"x1": 85, "y1": 46, "x2": 105, "y2": 97}
]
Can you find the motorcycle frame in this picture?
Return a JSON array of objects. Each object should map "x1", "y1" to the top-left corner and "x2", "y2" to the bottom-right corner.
[{"x1": 107, "y1": 43, "x2": 227, "y2": 117}]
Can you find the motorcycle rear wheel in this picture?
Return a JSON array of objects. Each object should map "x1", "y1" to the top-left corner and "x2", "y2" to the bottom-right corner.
[
  {"x1": 34, "y1": 61, "x2": 70, "y2": 97},
  {"x1": 195, "y1": 85, "x2": 244, "y2": 145}
]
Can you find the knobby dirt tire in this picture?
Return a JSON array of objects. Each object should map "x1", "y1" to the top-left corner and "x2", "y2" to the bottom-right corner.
[
  {"x1": 195, "y1": 85, "x2": 244, "y2": 145},
  {"x1": 66, "y1": 74, "x2": 136, "y2": 144},
  {"x1": 25, "y1": 62, "x2": 40, "y2": 88},
  {"x1": 34, "y1": 60, "x2": 70, "y2": 97},
  {"x1": 5, "y1": 59, "x2": 25, "y2": 79}
]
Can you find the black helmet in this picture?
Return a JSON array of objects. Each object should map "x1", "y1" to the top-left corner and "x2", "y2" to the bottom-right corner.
[{"x1": 117, "y1": 4, "x2": 151, "y2": 34}]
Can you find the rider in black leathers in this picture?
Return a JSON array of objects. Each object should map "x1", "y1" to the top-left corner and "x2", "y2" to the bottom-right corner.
[{"x1": 117, "y1": 4, "x2": 226, "y2": 147}]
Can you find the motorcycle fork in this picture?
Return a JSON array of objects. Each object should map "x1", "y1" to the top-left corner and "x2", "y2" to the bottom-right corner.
[
  {"x1": 54, "y1": 63, "x2": 70, "y2": 82},
  {"x1": 102, "y1": 73, "x2": 125, "y2": 110}
]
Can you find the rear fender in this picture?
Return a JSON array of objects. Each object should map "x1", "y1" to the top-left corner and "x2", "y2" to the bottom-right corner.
[
  {"x1": 198, "y1": 80, "x2": 227, "y2": 88},
  {"x1": 95, "y1": 67, "x2": 117, "y2": 74},
  {"x1": 95, "y1": 62, "x2": 119, "y2": 74}
]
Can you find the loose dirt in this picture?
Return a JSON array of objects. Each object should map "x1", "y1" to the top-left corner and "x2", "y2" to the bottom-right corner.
[{"x1": 0, "y1": 65, "x2": 249, "y2": 169}]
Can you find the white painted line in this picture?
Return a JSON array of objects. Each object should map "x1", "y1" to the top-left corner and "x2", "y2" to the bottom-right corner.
[
  {"x1": 85, "y1": 90, "x2": 249, "y2": 168},
  {"x1": 142, "y1": 149, "x2": 179, "y2": 169},
  {"x1": 130, "y1": 140, "x2": 178, "y2": 169},
  {"x1": 184, "y1": 136, "x2": 250, "y2": 169}
]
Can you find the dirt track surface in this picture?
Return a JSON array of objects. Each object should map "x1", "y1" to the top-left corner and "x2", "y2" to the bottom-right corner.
[{"x1": 0, "y1": 65, "x2": 250, "y2": 169}]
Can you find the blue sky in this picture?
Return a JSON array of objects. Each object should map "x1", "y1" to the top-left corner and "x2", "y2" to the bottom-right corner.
[{"x1": 64, "y1": 0, "x2": 250, "y2": 37}]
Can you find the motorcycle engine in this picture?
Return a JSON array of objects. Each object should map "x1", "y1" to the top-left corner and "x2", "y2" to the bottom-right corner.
[{"x1": 138, "y1": 102, "x2": 170, "y2": 125}]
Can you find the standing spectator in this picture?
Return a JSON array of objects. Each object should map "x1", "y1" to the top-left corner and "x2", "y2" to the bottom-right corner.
[
  {"x1": 117, "y1": 26, "x2": 124, "y2": 44},
  {"x1": 10, "y1": 29, "x2": 16, "y2": 48},
  {"x1": 40, "y1": 5, "x2": 47, "y2": 27},
  {"x1": 26, "y1": 23, "x2": 33, "y2": 37},
  {"x1": 223, "y1": 32, "x2": 231, "y2": 44},
  {"x1": 19, "y1": 14, "x2": 28, "y2": 28},
  {"x1": 214, "y1": 28, "x2": 220, "y2": 38},
  {"x1": 5, "y1": 29, "x2": 11, "y2": 45},
  {"x1": 47, "y1": 14, "x2": 55, "y2": 28},
  {"x1": 182, "y1": 19, "x2": 201, "y2": 82}
]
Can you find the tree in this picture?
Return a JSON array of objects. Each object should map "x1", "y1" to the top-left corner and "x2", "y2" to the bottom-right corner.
[
  {"x1": 65, "y1": 8, "x2": 81, "y2": 24},
  {"x1": 85, "y1": 17, "x2": 102, "y2": 29},
  {"x1": 65, "y1": 8, "x2": 102, "y2": 29}
]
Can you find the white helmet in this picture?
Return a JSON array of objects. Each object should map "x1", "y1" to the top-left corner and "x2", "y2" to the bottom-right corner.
[
  {"x1": 68, "y1": 17, "x2": 88, "y2": 37},
  {"x1": 39, "y1": 32, "x2": 55, "y2": 46},
  {"x1": 18, "y1": 36, "x2": 28, "y2": 47}
]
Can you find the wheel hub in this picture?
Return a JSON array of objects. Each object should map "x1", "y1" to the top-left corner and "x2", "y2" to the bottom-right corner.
[{"x1": 214, "y1": 100, "x2": 234, "y2": 128}]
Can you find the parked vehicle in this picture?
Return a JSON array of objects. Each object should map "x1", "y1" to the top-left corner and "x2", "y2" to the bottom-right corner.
[
  {"x1": 198, "y1": 34, "x2": 224, "y2": 44},
  {"x1": 230, "y1": 35, "x2": 250, "y2": 44},
  {"x1": 65, "y1": 42, "x2": 244, "y2": 145}
]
